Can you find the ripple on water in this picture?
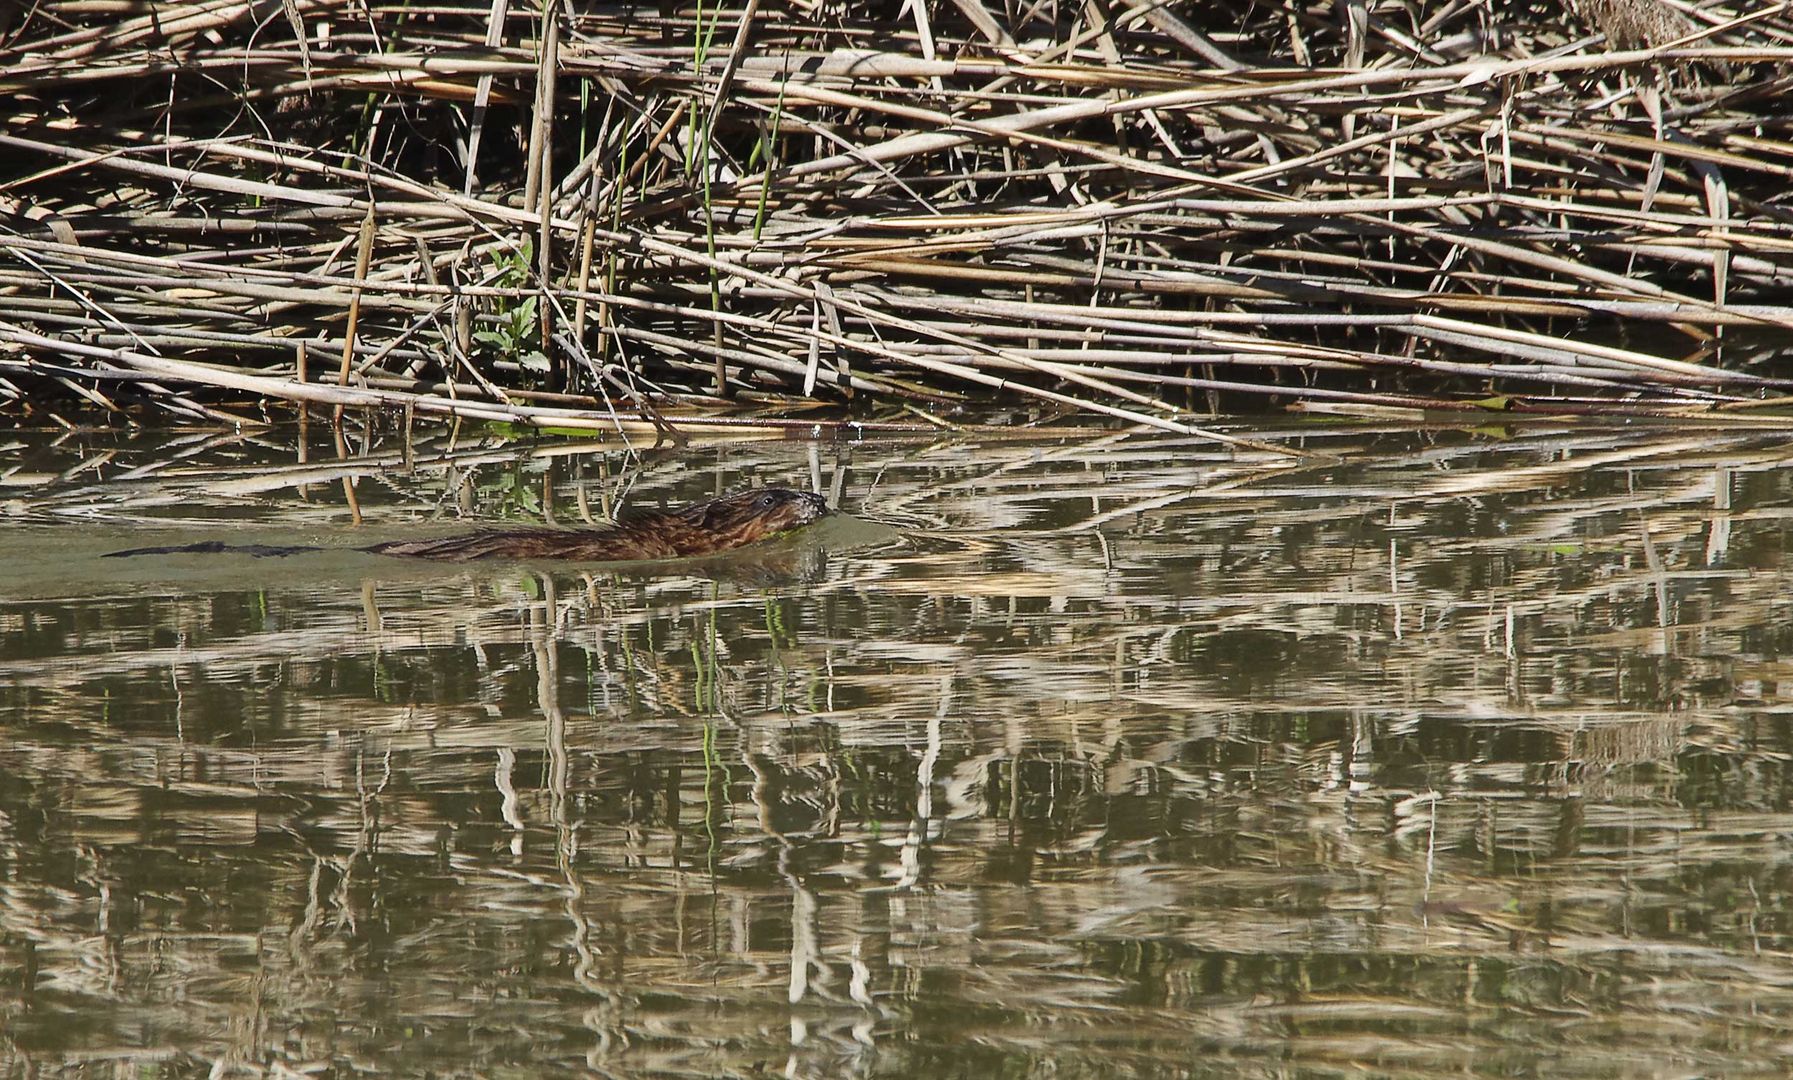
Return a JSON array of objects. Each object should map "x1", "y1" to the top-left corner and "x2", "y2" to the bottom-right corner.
[{"x1": 2, "y1": 424, "x2": 1792, "y2": 1077}]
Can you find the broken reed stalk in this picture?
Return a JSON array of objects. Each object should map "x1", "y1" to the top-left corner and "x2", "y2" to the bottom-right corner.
[{"x1": 1, "y1": 0, "x2": 1792, "y2": 445}]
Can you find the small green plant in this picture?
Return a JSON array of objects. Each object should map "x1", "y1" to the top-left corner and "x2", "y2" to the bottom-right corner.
[{"x1": 472, "y1": 239, "x2": 551, "y2": 381}]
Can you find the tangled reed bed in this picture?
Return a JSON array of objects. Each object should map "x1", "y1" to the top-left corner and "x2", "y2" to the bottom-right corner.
[{"x1": 0, "y1": 0, "x2": 1791, "y2": 443}]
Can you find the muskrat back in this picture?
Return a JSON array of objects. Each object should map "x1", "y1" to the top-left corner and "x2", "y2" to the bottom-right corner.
[
  {"x1": 363, "y1": 487, "x2": 830, "y2": 562},
  {"x1": 104, "y1": 487, "x2": 831, "y2": 563}
]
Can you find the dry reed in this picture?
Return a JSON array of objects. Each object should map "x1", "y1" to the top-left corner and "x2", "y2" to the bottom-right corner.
[{"x1": 1, "y1": 0, "x2": 1791, "y2": 443}]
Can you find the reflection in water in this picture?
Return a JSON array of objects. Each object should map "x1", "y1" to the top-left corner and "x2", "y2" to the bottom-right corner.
[{"x1": 3, "y1": 423, "x2": 1793, "y2": 1076}]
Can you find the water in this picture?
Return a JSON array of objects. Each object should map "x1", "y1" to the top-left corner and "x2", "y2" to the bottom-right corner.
[{"x1": 3, "y1": 422, "x2": 1793, "y2": 1078}]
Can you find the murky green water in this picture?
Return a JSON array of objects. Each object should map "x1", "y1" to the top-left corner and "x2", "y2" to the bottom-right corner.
[{"x1": 4, "y1": 422, "x2": 1793, "y2": 1078}]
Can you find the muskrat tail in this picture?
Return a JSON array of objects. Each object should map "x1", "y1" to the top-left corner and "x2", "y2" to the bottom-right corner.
[{"x1": 102, "y1": 540, "x2": 326, "y2": 558}]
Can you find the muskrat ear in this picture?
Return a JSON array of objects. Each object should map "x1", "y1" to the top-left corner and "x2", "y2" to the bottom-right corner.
[{"x1": 702, "y1": 497, "x2": 744, "y2": 527}]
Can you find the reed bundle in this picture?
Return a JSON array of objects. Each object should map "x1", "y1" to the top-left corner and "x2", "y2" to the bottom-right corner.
[{"x1": 1, "y1": 0, "x2": 1790, "y2": 439}]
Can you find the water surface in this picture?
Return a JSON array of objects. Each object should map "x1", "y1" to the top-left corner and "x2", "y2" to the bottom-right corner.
[{"x1": 3, "y1": 422, "x2": 1792, "y2": 1077}]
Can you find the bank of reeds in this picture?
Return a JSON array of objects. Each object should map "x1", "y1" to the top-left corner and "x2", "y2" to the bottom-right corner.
[{"x1": 1, "y1": 0, "x2": 1791, "y2": 442}]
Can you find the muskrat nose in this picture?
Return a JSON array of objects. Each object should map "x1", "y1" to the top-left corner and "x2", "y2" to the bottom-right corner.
[{"x1": 800, "y1": 491, "x2": 830, "y2": 518}]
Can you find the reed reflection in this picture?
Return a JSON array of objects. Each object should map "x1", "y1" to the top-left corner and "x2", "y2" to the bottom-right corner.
[{"x1": 2, "y1": 424, "x2": 1792, "y2": 1076}]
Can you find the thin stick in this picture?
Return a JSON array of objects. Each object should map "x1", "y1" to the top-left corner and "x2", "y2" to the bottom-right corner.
[{"x1": 333, "y1": 203, "x2": 378, "y2": 423}]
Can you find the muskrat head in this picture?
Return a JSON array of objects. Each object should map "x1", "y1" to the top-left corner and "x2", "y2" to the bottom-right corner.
[{"x1": 670, "y1": 487, "x2": 830, "y2": 555}]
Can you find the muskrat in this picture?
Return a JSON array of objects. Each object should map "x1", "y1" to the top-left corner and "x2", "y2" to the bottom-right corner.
[{"x1": 103, "y1": 487, "x2": 831, "y2": 563}]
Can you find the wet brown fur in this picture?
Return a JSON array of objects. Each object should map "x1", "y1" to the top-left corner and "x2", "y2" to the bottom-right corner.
[{"x1": 363, "y1": 487, "x2": 829, "y2": 563}]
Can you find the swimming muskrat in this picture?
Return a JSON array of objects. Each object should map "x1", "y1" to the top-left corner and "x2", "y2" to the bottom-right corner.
[{"x1": 103, "y1": 487, "x2": 831, "y2": 563}]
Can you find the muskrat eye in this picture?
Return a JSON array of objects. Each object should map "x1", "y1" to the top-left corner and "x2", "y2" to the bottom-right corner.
[{"x1": 755, "y1": 491, "x2": 778, "y2": 508}]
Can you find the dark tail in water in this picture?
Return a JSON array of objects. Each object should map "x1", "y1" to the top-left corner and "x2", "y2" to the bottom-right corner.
[{"x1": 102, "y1": 540, "x2": 329, "y2": 559}]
